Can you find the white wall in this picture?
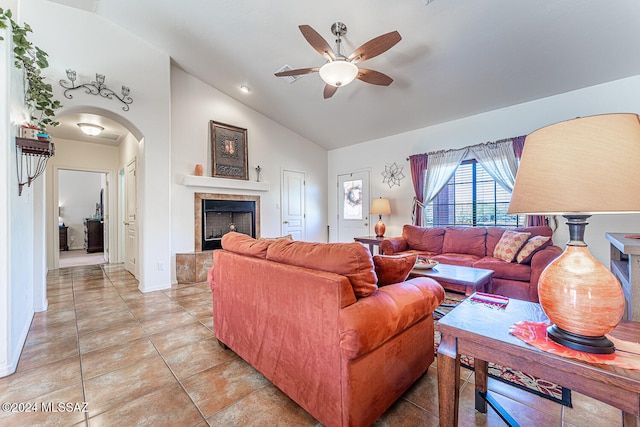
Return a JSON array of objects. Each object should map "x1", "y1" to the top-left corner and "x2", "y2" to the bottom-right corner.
[
  {"x1": 328, "y1": 75, "x2": 640, "y2": 265},
  {"x1": 0, "y1": 0, "x2": 40, "y2": 377},
  {"x1": 58, "y1": 170, "x2": 104, "y2": 250},
  {"x1": 170, "y1": 66, "x2": 328, "y2": 282},
  {"x1": 23, "y1": 0, "x2": 172, "y2": 291}
]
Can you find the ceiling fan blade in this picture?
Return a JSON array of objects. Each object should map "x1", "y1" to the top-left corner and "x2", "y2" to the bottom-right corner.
[
  {"x1": 323, "y1": 84, "x2": 338, "y2": 99},
  {"x1": 274, "y1": 67, "x2": 319, "y2": 77},
  {"x1": 357, "y1": 69, "x2": 394, "y2": 86},
  {"x1": 348, "y1": 31, "x2": 402, "y2": 64},
  {"x1": 299, "y1": 25, "x2": 336, "y2": 61}
]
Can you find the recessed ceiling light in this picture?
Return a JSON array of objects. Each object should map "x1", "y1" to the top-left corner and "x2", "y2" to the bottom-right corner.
[
  {"x1": 240, "y1": 85, "x2": 251, "y2": 93},
  {"x1": 77, "y1": 123, "x2": 104, "y2": 136}
]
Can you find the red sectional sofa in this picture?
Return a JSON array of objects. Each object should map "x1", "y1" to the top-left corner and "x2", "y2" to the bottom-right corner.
[
  {"x1": 380, "y1": 225, "x2": 562, "y2": 302},
  {"x1": 208, "y1": 232, "x2": 445, "y2": 427}
]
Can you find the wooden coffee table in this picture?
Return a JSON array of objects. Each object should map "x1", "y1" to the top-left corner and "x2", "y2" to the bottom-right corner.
[
  {"x1": 436, "y1": 297, "x2": 640, "y2": 426},
  {"x1": 410, "y1": 263, "x2": 493, "y2": 296}
]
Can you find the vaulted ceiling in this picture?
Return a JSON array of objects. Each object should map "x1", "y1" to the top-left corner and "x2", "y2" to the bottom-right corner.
[{"x1": 48, "y1": 0, "x2": 640, "y2": 150}]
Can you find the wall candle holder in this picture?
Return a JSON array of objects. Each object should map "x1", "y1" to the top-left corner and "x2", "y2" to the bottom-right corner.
[
  {"x1": 16, "y1": 137, "x2": 55, "y2": 196},
  {"x1": 59, "y1": 69, "x2": 133, "y2": 111}
]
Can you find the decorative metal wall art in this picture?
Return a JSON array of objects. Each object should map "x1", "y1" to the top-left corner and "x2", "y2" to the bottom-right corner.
[
  {"x1": 382, "y1": 162, "x2": 405, "y2": 188},
  {"x1": 59, "y1": 69, "x2": 133, "y2": 111},
  {"x1": 210, "y1": 121, "x2": 249, "y2": 180}
]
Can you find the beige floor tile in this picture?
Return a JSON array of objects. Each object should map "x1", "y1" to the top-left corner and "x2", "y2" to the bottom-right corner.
[
  {"x1": 207, "y1": 384, "x2": 319, "y2": 426},
  {"x1": 78, "y1": 319, "x2": 146, "y2": 353},
  {"x1": 0, "y1": 356, "x2": 81, "y2": 403},
  {"x1": 0, "y1": 382, "x2": 86, "y2": 427},
  {"x1": 84, "y1": 355, "x2": 176, "y2": 417},
  {"x1": 182, "y1": 358, "x2": 270, "y2": 418},
  {"x1": 563, "y1": 391, "x2": 622, "y2": 427},
  {"x1": 138, "y1": 309, "x2": 198, "y2": 335},
  {"x1": 148, "y1": 321, "x2": 215, "y2": 354},
  {"x1": 16, "y1": 335, "x2": 79, "y2": 372},
  {"x1": 81, "y1": 337, "x2": 158, "y2": 379},
  {"x1": 162, "y1": 339, "x2": 237, "y2": 379},
  {"x1": 88, "y1": 382, "x2": 204, "y2": 427},
  {"x1": 75, "y1": 307, "x2": 135, "y2": 333}
]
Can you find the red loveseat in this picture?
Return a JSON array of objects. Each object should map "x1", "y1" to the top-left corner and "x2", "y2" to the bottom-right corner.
[
  {"x1": 209, "y1": 232, "x2": 445, "y2": 427},
  {"x1": 380, "y1": 225, "x2": 562, "y2": 302}
]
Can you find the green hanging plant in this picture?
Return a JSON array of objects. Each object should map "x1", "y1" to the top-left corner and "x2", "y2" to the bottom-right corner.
[{"x1": 0, "y1": 8, "x2": 61, "y2": 128}]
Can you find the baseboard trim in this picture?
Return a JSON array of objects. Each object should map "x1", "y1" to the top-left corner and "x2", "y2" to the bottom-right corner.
[{"x1": 0, "y1": 310, "x2": 33, "y2": 378}]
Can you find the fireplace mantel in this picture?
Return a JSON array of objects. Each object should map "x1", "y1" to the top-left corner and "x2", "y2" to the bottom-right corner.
[{"x1": 182, "y1": 175, "x2": 270, "y2": 192}]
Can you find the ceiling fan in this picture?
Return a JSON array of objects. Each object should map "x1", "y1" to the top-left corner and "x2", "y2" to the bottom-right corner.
[{"x1": 275, "y1": 22, "x2": 402, "y2": 99}]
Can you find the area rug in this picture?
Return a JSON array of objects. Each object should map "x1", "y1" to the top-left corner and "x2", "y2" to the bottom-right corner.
[{"x1": 433, "y1": 293, "x2": 572, "y2": 407}]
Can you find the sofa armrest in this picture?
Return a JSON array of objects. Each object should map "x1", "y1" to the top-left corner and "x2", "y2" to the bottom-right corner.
[
  {"x1": 380, "y1": 237, "x2": 408, "y2": 255},
  {"x1": 339, "y1": 277, "x2": 444, "y2": 360},
  {"x1": 528, "y1": 245, "x2": 563, "y2": 301}
]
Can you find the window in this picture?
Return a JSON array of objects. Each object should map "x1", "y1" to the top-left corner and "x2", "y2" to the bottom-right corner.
[{"x1": 424, "y1": 160, "x2": 525, "y2": 227}]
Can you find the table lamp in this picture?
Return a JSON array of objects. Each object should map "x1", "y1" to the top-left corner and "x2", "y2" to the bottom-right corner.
[
  {"x1": 370, "y1": 197, "x2": 391, "y2": 237},
  {"x1": 508, "y1": 113, "x2": 640, "y2": 354}
]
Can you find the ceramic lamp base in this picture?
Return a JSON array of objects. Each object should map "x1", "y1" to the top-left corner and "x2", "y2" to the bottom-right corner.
[
  {"x1": 374, "y1": 219, "x2": 386, "y2": 238},
  {"x1": 547, "y1": 324, "x2": 615, "y2": 354}
]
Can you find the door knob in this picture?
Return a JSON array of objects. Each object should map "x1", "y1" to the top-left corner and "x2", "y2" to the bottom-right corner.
[
  {"x1": 124, "y1": 221, "x2": 129, "y2": 225},
  {"x1": 283, "y1": 220, "x2": 289, "y2": 224},
  {"x1": 364, "y1": 223, "x2": 368, "y2": 226}
]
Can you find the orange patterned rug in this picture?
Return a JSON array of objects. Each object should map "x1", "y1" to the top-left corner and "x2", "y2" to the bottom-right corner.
[{"x1": 433, "y1": 293, "x2": 572, "y2": 407}]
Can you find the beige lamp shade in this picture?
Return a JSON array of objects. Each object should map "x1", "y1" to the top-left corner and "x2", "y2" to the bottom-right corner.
[
  {"x1": 508, "y1": 113, "x2": 640, "y2": 215},
  {"x1": 370, "y1": 198, "x2": 391, "y2": 215}
]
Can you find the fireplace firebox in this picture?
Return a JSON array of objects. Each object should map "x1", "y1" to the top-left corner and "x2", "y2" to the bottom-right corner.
[{"x1": 202, "y1": 200, "x2": 256, "y2": 250}]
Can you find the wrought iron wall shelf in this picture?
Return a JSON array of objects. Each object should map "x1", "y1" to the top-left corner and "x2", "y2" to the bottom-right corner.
[{"x1": 16, "y1": 137, "x2": 55, "y2": 196}]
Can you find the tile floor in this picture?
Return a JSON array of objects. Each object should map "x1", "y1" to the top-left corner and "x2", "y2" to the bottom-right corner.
[{"x1": 0, "y1": 263, "x2": 624, "y2": 426}]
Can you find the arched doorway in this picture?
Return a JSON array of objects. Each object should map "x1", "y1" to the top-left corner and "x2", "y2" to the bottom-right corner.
[{"x1": 46, "y1": 108, "x2": 141, "y2": 277}]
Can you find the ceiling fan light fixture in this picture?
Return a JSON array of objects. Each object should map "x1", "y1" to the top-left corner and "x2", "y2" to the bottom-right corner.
[
  {"x1": 77, "y1": 123, "x2": 104, "y2": 136},
  {"x1": 319, "y1": 60, "x2": 358, "y2": 87}
]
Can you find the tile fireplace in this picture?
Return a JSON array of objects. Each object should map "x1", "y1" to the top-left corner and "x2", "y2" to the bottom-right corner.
[{"x1": 194, "y1": 193, "x2": 260, "y2": 252}]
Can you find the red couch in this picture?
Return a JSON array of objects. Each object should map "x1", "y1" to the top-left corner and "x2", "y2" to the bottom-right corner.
[
  {"x1": 209, "y1": 232, "x2": 444, "y2": 427},
  {"x1": 380, "y1": 225, "x2": 562, "y2": 302}
]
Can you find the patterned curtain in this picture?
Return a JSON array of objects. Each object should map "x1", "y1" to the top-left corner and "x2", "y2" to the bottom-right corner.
[{"x1": 409, "y1": 154, "x2": 428, "y2": 226}]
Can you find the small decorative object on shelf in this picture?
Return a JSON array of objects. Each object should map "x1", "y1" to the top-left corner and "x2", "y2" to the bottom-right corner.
[
  {"x1": 382, "y1": 162, "x2": 405, "y2": 188},
  {"x1": 255, "y1": 165, "x2": 262, "y2": 182},
  {"x1": 194, "y1": 164, "x2": 204, "y2": 176},
  {"x1": 59, "y1": 69, "x2": 133, "y2": 111},
  {"x1": 15, "y1": 136, "x2": 55, "y2": 196}
]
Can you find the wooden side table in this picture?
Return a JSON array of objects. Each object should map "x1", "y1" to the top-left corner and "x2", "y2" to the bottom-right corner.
[
  {"x1": 353, "y1": 236, "x2": 385, "y2": 255},
  {"x1": 437, "y1": 297, "x2": 640, "y2": 426},
  {"x1": 607, "y1": 232, "x2": 640, "y2": 321}
]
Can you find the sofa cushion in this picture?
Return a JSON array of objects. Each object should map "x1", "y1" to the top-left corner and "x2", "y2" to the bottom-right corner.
[
  {"x1": 493, "y1": 230, "x2": 531, "y2": 262},
  {"x1": 431, "y1": 253, "x2": 479, "y2": 267},
  {"x1": 339, "y1": 277, "x2": 445, "y2": 359},
  {"x1": 516, "y1": 235, "x2": 552, "y2": 264},
  {"x1": 373, "y1": 254, "x2": 418, "y2": 286},
  {"x1": 442, "y1": 227, "x2": 487, "y2": 257},
  {"x1": 266, "y1": 239, "x2": 378, "y2": 297},
  {"x1": 402, "y1": 225, "x2": 445, "y2": 253},
  {"x1": 474, "y1": 257, "x2": 531, "y2": 282},
  {"x1": 221, "y1": 232, "x2": 273, "y2": 258}
]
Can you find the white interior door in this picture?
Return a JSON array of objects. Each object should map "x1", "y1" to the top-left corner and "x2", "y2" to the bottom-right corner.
[
  {"x1": 281, "y1": 169, "x2": 306, "y2": 240},
  {"x1": 337, "y1": 171, "x2": 370, "y2": 242},
  {"x1": 124, "y1": 158, "x2": 138, "y2": 276},
  {"x1": 102, "y1": 179, "x2": 109, "y2": 263}
]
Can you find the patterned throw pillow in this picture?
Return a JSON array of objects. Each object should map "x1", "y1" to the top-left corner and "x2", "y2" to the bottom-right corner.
[
  {"x1": 516, "y1": 236, "x2": 552, "y2": 264},
  {"x1": 493, "y1": 231, "x2": 531, "y2": 263}
]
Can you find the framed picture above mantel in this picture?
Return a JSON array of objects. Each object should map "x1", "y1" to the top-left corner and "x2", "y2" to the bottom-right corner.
[{"x1": 210, "y1": 120, "x2": 248, "y2": 180}]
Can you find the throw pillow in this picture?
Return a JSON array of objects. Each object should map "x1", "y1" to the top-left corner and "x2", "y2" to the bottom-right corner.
[
  {"x1": 493, "y1": 230, "x2": 531, "y2": 262},
  {"x1": 373, "y1": 254, "x2": 418, "y2": 286},
  {"x1": 516, "y1": 235, "x2": 552, "y2": 264}
]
